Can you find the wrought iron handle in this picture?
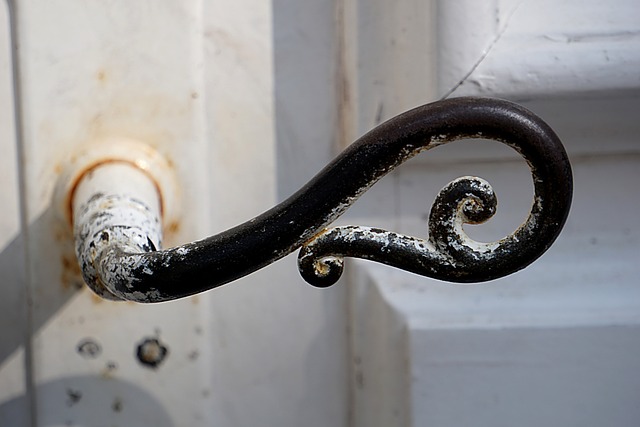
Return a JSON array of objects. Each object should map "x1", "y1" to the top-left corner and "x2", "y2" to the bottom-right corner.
[{"x1": 71, "y1": 97, "x2": 572, "y2": 303}]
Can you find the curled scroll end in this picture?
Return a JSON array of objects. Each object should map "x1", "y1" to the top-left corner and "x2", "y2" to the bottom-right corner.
[
  {"x1": 296, "y1": 177, "x2": 504, "y2": 287},
  {"x1": 428, "y1": 176, "x2": 498, "y2": 256},
  {"x1": 298, "y1": 250, "x2": 345, "y2": 288},
  {"x1": 295, "y1": 99, "x2": 572, "y2": 288}
]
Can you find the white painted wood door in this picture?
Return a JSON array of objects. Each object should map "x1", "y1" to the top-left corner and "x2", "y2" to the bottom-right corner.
[
  {"x1": 0, "y1": 1, "x2": 345, "y2": 426},
  {"x1": 342, "y1": 1, "x2": 640, "y2": 426}
]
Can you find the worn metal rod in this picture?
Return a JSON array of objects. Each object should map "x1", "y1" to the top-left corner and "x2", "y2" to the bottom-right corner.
[
  {"x1": 73, "y1": 162, "x2": 163, "y2": 300},
  {"x1": 72, "y1": 97, "x2": 573, "y2": 303}
]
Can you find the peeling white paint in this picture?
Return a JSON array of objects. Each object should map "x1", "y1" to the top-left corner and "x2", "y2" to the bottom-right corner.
[
  {"x1": 73, "y1": 162, "x2": 163, "y2": 300},
  {"x1": 300, "y1": 168, "x2": 549, "y2": 285}
]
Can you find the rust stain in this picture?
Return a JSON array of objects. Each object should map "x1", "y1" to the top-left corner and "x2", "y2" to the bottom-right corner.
[
  {"x1": 136, "y1": 337, "x2": 169, "y2": 369},
  {"x1": 89, "y1": 290, "x2": 137, "y2": 305},
  {"x1": 61, "y1": 253, "x2": 83, "y2": 290},
  {"x1": 53, "y1": 221, "x2": 72, "y2": 243},
  {"x1": 50, "y1": 68, "x2": 190, "y2": 301},
  {"x1": 54, "y1": 78, "x2": 189, "y2": 224},
  {"x1": 65, "y1": 158, "x2": 167, "y2": 228},
  {"x1": 164, "y1": 155, "x2": 176, "y2": 170},
  {"x1": 90, "y1": 292, "x2": 104, "y2": 305},
  {"x1": 96, "y1": 69, "x2": 107, "y2": 84},
  {"x1": 166, "y1": 220, "x2": 180, "y2": 234}
]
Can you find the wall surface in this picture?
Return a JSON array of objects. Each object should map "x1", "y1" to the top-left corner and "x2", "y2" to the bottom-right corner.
[
  {"x1": 342, "y1": 1, "x2": 640, "y2": 426},
  {"x1": 0, "y1": 1, "x2": 347, "y2": 426}
]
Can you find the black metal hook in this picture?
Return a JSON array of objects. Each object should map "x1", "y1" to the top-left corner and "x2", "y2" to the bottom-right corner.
[{"x1": 75, "y1": 97, "x2": 572, "y2": 303}]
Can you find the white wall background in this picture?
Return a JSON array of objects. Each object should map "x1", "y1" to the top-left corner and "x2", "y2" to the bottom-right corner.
[{"x1": 344, "y1": 1, "x2": 640, "y2": 426}]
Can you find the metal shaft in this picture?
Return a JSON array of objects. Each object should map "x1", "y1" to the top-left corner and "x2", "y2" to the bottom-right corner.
[{"x1": 71, "y1": 97, "x2": 573, "y2": 303}]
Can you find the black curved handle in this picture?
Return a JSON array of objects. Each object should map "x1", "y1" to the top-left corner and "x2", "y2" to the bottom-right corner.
[{"x1": 75, "y1": 97, "x2": 573, "y2": 303}]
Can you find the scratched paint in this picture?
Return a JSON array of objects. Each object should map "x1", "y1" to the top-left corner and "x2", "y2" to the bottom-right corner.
[
  {"x1": 70, "y1": 97, "x2": 572, "y2": 302},
  {"x1": 73, "y1": 163, "x2": 163, "y2": 301}
]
